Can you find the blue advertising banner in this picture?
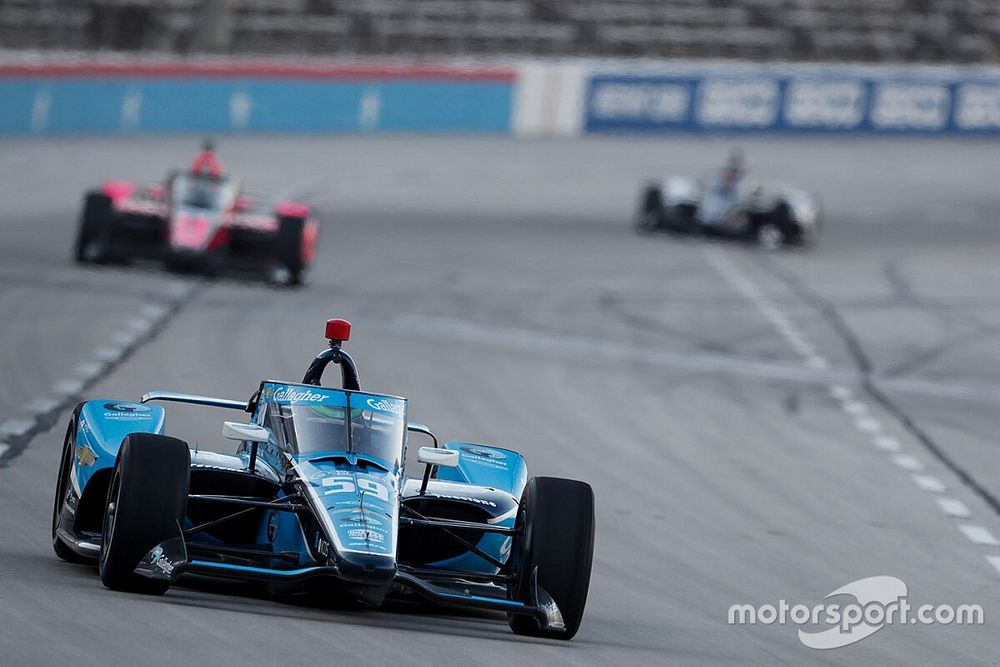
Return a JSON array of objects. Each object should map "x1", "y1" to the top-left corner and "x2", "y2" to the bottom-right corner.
[
  {"x1": 0, "y1": 61, "x2": 515, "y2": 134},
  {"x1": 584, "y1": 69, "x2": 1000, "y2": 134}
]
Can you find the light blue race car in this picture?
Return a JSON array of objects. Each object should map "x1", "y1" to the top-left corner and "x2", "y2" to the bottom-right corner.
[{"x1": 51, "y1": 318, "x2": 596, "y2": 639}]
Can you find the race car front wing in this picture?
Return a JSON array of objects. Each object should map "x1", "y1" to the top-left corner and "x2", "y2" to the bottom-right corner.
[{"x1": 133, "y1": 504, "x2": 566, "y2": 633}]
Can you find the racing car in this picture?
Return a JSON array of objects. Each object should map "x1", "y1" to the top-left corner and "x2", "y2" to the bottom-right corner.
[
  {"x1": 73, "y1": 142, "x2": 319, "y2": 285},
  {"x1": 51, "y1": 318, "x2": 596, "y2": 639},
  {"x1": 636, "y1": 151, "x2": 821, "y2": 249}
]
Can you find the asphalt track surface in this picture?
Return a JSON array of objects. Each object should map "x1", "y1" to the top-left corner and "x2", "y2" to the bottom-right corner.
[{"x1": 1, "y1": 135, "x2": 1000, "y2": 666}]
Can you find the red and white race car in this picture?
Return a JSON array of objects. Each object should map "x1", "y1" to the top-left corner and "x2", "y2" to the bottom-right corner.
[{"x1": 74, "y1": 150, "x2": 319, "y2": 286}]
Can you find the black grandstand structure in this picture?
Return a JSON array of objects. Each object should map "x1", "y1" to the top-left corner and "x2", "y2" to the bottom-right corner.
[{"x1": 0, "y1": 0, "x2": 997, "y2": 63}]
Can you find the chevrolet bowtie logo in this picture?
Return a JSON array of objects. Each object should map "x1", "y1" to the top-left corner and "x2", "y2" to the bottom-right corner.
[{"x1": 76, "y1": 444, "x2": 98, "y2": 468}]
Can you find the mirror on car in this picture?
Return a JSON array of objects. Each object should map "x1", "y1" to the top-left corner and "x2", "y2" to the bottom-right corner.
[
  {"x1": 222, "y1": 421, "x2": 270, "y2": 443},
  {"x1": 417, "y1": 446, "x2": 459, "y2": 468},
  {"x1": 407, "y1": 421, "x2": 438, "y2": 448}
]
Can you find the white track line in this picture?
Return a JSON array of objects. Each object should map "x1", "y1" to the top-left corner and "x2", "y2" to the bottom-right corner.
[
  {"x1": 853, "y1": 417, "x2": 883, "y2": 434},
  {"x1": 24, "y1": 398, "x2": 60, "y2": 416},
  {"x1": 111, "y1": 331, "x2": 140, "y2": 347},
  {"x1": 52, "y1": 379, "x2": 85, "y2": 397},
  {"x1": 937, "y1": 498, "x2": 972, "y2": 519},
  {"x1": 94, "y1": 345, "x2": 124, "y2": 362},
  {"x1": 892, "y1": 454, "x2": 925, "y2": 472},
  {"x1": 873, "y1": 435, "x2": 902, "y2": 452},
  {"x1": 841, "y1": 401, "x2": 867, "y2": 415},
  {"x1": 829, "y1": 385, "x2": 853, "y2": 400},
  {"x1": 986, "y1": 556, "x2": 1000, "y2": 575},
  {"x1": 0, "y1": 418, "x2": 33, "y2": 439},
  {"x1": 126, "y1": 317, "x2": 153, "y2": 334},
  {"x1": 958, "y1": 525, "x2": 1000, "y2": 546},
  {"x1": 912, "y1": 475, "x2": 947, "y2": 493},
  {"x1": 73, "y1": 361, "x2": 105, "y2": 381}
]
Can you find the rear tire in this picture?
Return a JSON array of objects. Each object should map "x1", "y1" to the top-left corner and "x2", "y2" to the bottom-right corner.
[
  {"x1": 98, "y1": 433, "x2": 190, "y2": 594},
  {"x1": 52, "y1": 410, "x2": 91, "y2": 564},
  {"x1": 756, "y1": 202, "x2": 795, "y2": 250},
  {"x1": 508, "y1": 477, "x2": 595, "y2": 640},
  {"x1": 636, "y1": 185, "x2": 663, "y2": 234},
  {"x1": 74, "y1": 193, "x2": 113, "y2": 263},
  {"x1": 274, "y1": 215, "x2": 305, "y2": 286}
]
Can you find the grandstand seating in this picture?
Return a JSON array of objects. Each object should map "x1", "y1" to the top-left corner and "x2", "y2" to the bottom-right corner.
[{"x1": 0, "y1": 0, "x2": 997, "y2": 63}]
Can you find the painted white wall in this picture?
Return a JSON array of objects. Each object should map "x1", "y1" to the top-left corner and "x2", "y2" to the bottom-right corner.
[{"x1": 512, "y1": 62, "x2": 587, "y2": 137}]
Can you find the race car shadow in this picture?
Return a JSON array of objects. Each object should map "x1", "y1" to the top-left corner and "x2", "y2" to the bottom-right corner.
[
  {"x1": 78, "y1": 257, "x2": 304, "y2": 290},
  {"x1": 33, "y1": 556, "x2": 626, "y2": 649},
  {"x1": 165, "y1": 574, "x2": 572, "y2": 644},
  {"x1": 638, "y1": 225, "x2": 817, "y2": 254},
  {"x1": 165, "y1": 578, "x2": 653, "y2": 651}
]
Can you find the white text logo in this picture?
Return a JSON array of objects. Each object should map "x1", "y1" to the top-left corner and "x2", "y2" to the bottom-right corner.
[{"x1": 728, "y1": 576, "x2": 984, "y2": 650}]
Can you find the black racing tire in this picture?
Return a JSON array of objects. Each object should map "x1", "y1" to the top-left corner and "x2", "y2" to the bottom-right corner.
[
  {"x1": 636, "y1": 185, "x2": 664, "y2": 234},
  {"x1": 52, "y1": 408, "x2": 91, "y2": 564},
  {"x1": 98, "y1": 433, "x2": 190, "y2": 594},
  {"x1": 74, "y1": 193, "x2": 114, "y2": 263},
  {"x1": 508, "y1": 477, "x2": 596, "y2": 640},
  {"x1": 756, "y1": 202, "x2": 794, "y2": 250},
  {"x1": 274, "y1": 215, "x2": 306, "y2": 286},
  {"x1": 636, "y1": 211, "x2": 661, "y2": 234},
  {"x1": 666, "y1": 203, "x2": 699, "y2": 233},
  {"x1": 797, "y1": 206, "x2": 821, "y2": 249}
]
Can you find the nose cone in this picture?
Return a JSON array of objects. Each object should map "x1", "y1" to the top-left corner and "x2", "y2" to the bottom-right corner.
[
  {"x1": 334, "y1": 552, "x2": 397, "y2": 605},
  {"x1": 171, "y1": 214, "x2": 211, "y2": 249},
  {"x1": 297, "y1": 459, "x2": 401, "y2": 600},
  {"x1": 337, "y1": 552, "x2": 397, "y2": 587}
]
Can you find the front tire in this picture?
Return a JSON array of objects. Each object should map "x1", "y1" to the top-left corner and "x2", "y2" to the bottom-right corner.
[
  {"x1": 756, "y1": 202, "x2": 797, "y2": 250},
  {"x1": 508, "y1": 477, "x2": 596, "y2": 640},
  {"x1": 74, "y1": 193, "x2": 114, "y2": 264},
  {"x1": 636, "y1": 184, "x2": 664, "y2": 234},
  {"x1": 52, "y1": 410, "x2": 91, "y2": 563},
  {"x1": 99, "y1": 433, "x2": 190, "y2": 594}
]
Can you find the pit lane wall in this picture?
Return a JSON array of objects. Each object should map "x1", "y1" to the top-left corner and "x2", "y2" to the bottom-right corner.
[
  {"x1": 0, "y1": 59, "x2": 514, "y2": 134},
  {"x1": 513, "y1": 61, "x2": 1000, "y2": 136}
]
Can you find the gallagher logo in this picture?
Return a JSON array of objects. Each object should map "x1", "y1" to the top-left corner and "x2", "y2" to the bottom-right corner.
[
  {"x1": 461, "y1": 446, "x2": 506, "y2": 461},
  {"x1": 366, "y1": 398, "x2": 404, "y2": 417},
  {"x1": 333, "y1": 509, "x2": 384, "y2": 527},
  {"x1": 103, "y1": 402, "x2": 152, "y2": 413},
  {"x1": 270, "y1": 387, "x2": 327, "y2": 403}
]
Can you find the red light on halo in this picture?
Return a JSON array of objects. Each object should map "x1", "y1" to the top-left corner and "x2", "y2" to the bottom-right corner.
[{"x1": 325, "y1": 318, "x2": 351, "y2": 342}]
